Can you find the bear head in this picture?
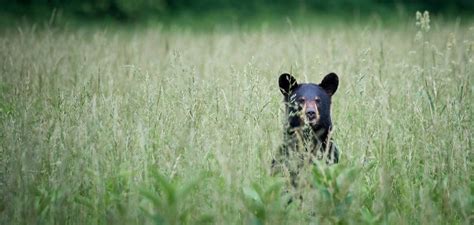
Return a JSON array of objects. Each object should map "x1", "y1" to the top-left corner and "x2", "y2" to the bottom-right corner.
[{"x1": 278, "y1": 73, "x2": 339, "y2": 132}]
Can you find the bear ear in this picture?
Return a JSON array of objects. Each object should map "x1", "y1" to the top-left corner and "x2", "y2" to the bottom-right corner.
[
  {"x1": 278, "y1": 73, "x2": 298, "y2": 96},
  {"x1": 319, "y1": 73, "x2": 339, "y2": 96}
]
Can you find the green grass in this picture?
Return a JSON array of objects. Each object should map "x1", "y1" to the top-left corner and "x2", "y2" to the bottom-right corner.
[{"x1": 0, "y1": 17, "x2": 472, "y2": 224}]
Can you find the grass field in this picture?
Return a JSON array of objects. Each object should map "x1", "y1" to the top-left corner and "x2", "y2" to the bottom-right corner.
[{"x1": 0, "y1": 15, "x2": 472, "y2": 225}]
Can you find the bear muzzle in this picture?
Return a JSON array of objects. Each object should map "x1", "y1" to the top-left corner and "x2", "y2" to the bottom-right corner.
[{"x1": 302, "y1": 100, "x2": 320, "y2": 125}]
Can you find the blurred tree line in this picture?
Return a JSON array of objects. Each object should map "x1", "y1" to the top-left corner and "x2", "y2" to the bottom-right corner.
[{"x1": 1, "y1": 0, "x2": 473, "y2": 22}]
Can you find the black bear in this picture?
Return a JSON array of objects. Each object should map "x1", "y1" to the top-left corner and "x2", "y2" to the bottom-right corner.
[{"x1": 272, "y1": 72, "x2": 339, "y2": 187}]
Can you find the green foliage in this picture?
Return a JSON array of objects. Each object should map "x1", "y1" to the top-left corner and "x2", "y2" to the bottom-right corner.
[
  {"x1": 0, "y1": 84, "x2": 15, "y2": 120},
  {"x1": 140, "y1": 169, "x2": 213, "y2": 225},
  {"x1": 241, "y1": 178, "x2": 288, "y2": 225},
  {"x1": 1, "y1": 0, "x2": 474, "y2": 24},
  {"x1": 311, "y1": 164, "x2": 360, "y2": 224},
  {"x1": 33, "y1": 186, "x2": 65, "y2": 224}
]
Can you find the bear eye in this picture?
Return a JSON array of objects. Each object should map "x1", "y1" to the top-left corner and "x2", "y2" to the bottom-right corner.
[
  {"x1": 297, "y1": 98, "x2": 305, "y2": 104},
  {"x1": 315, "y1": 97, "x2": 321, "y2": 103}
]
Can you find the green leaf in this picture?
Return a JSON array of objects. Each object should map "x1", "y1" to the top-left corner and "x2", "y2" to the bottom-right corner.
[
  {"x1": 243, "y1": 186, "x2": 263, "y2": 205},
  {"x1": 177, "y1": 173, "x2": 205, "y2": 200},
  {"x1": 140, "y1": 189, "x2": 162, "y2": 207}
]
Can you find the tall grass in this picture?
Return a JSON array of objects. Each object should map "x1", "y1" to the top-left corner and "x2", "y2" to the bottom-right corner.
[{"x1": 0, "y1": 17, "x2": 472, "y2": 224}]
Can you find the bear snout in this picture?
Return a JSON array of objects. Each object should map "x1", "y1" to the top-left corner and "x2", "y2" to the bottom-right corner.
[{"x1": 306, "y1": 109, "x2": 316, "y2": 120}]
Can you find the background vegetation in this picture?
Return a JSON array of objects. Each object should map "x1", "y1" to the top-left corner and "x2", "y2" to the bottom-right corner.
[
  {"x1": 0, "y1": 1, "x2": 473, "y2": 225},
  {"x1": 2, "y1": 0, "x2": 474, "y2": 25}
]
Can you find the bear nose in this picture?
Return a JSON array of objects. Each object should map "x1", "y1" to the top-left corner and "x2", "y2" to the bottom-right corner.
[{"x1": 306, "y1": 109, "x2": 316, "y2": 120}]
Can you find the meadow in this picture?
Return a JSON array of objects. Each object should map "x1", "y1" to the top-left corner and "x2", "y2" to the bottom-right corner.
[{"x1": 0, "y1": 14, "x2": 472, "y2": 224}]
